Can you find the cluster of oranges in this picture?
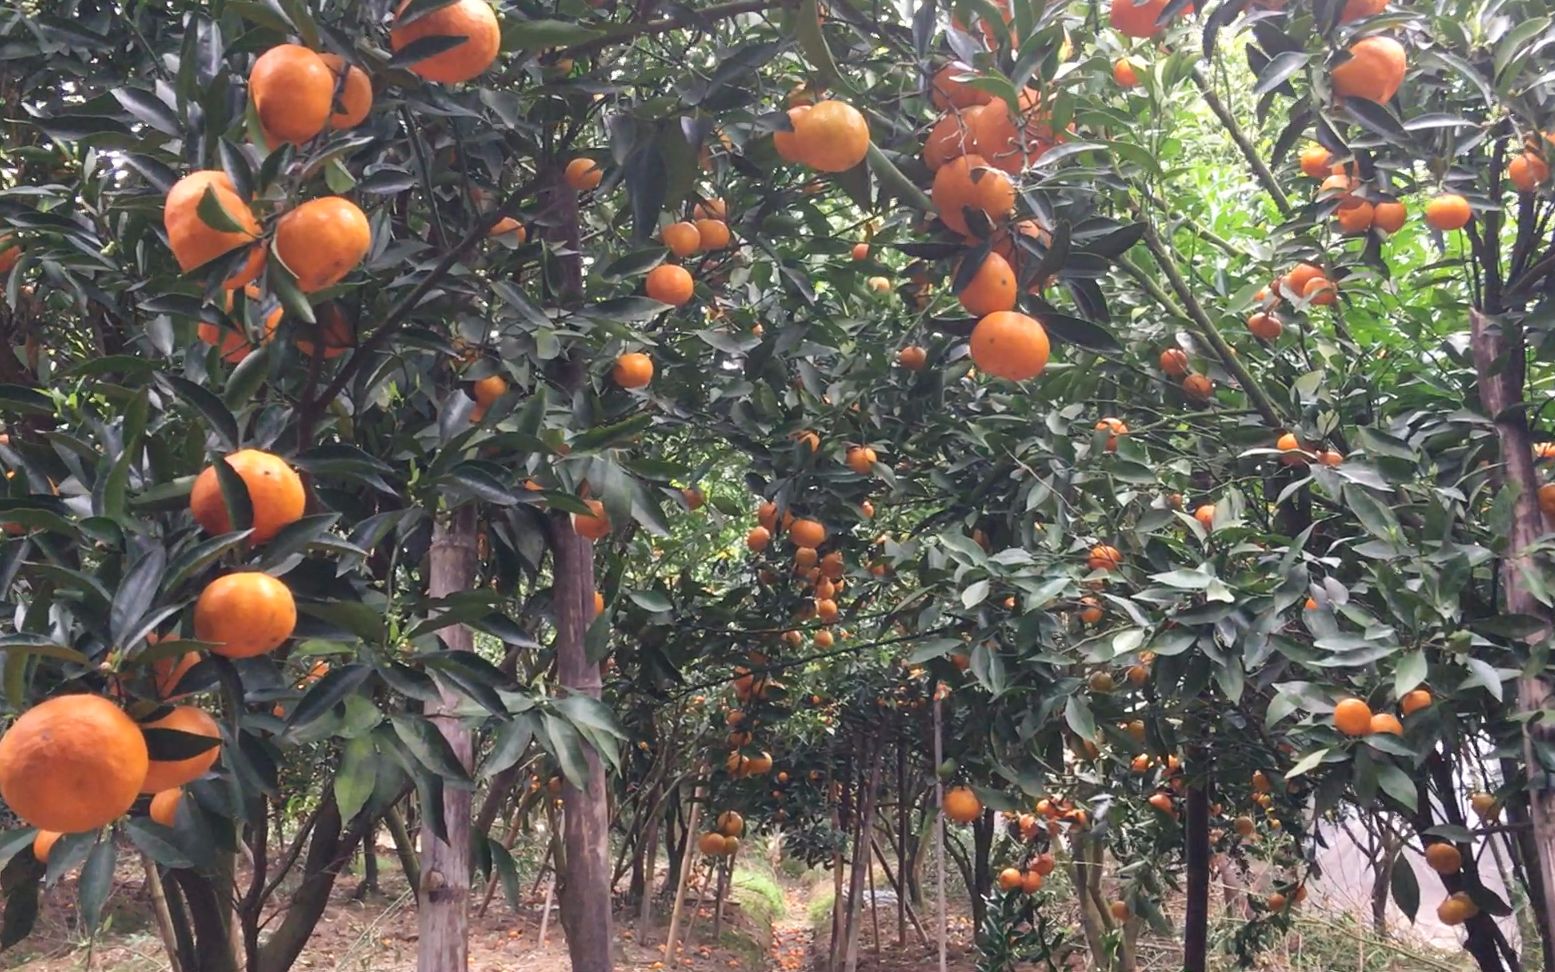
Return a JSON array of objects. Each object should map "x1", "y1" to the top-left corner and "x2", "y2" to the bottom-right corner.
[
  {"x1": 0, "y1": 449, "x2": 305, "y2": 858},
  {"x1": 1331, "y1": 690, "x2": 1432, "y2": 738},
  {"x1": 644, "y1": 197, "x2": 730, "y2": 309},
  {"x1": 697, "y1": 809, "x2": 745, "y2": 857}
]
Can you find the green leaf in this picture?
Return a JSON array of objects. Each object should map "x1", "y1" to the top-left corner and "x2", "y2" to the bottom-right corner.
[
  {"x1": 1285, "y1": 747, "x2": 1330, "y2": 779},
  {"x1": 110, "y1": 547, "x2": 166, "y2": 648},
  {"x1": 1376, "y1": 762, "x2": 1417, "y2": 811},
  {"x1": 794, "y1": 0, "x2": 842, "y2": 87},
  {"x1": 1063, "y1": 694, "x2": 1095, "y2": 740},
  {"x1": 287, "y1": 664, "x2": 373, "y2": 731},
  {"x1": 196, "y1": 184, "x2": 250, "y2": 235},
  {"x1": 77, "y1": 840, "x2": 115, "y2": 936},
  {"x1": 1393, "y1": 650, "x2": 1427, "y2": 696},
  {"x1": 334, "y1": 736, "x2": 378, "y2": 824},
  {"x1": 483, "y1": 715, "x2": 536, "y2": 779},
  {"x1": 1390, "y1": 854, "x2": 1419, "y2": 921},
  {"x1": 391, "y1": 714, "x2": 473, "y2": 785},
  {"x1": 506, "y1": 19, "x2": 602, "y2": 49}
]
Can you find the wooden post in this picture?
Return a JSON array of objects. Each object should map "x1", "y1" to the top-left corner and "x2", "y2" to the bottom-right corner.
[
  {"x1": 1183, "y1": 770, "x2": 1210, "y2": 972},
  {"x1": 869, "y1": 839, "x2": 928, "y2": 944},
  {"x1": 662, "y1": 777, "x2": 705, "y2": 960},
  {"x1": 142, "y1": 855, "x2": 183, "y2": 972},
  {"x1": 867, "y1": 842, "x2": 880, "y2": 958},
  {"x1": 844, "y1": 738, "x2": 883, "y2": 972},
  {"x1": 418, "y1": 506, "x2": 478, "y2": 972},
  {"x1": 896, "y1": 744, "x2": 907, "y2": 946},
  {"x1": 537, "y1": 872, "x2": 557, "y2": 947},
  {"x1": 933, "y1": 696, "x2": 946, "y2": 972}
]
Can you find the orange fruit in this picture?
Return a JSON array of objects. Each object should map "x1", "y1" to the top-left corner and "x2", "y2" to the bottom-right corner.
[
  {"x1": 851, "y1": 242, "x2": 870, "y2": 260},
  {"x1": 487, "y1": 216, "x2": 526, "y2": 245},
  {"x1": 249, "y1": 44, "x2": 333, "y2": 145},
  {"x1": 1193, "y1": 504, "x2": 1215, "y2": 528},
  {"x1": 264, "y1": 301, "x2": 355, "y2": 358},
  {"x1": 1302, "y1": 276, "x2": 1337, "y2": 305},
  {"x1": 1110, "y1": 0, "x2": 1182, "y2": 38},
  {"x1": 1234, "y1": 815, "x2": 1255, "y2": 836},
  {"x1": 1282, "y1": 261, "x2": 1325, "y2": 296},
  {"x1": 565, "y1": 158, "x2": 603, "y2": 191},
  {"x1": 792, "y1": 99, "x2": 870, "y2": 172},
  {"x1": 1425, "y1": 843, "x2": 1462, "y2": 875},
  {"x1": 1147, "y1": 791, "x2": 1174, "y2": 814},
  {"x1": 612, "y1": 352, "x2": 654, "y2": 389},
  {"x1": 698, "y1": 832, "x2": 727, "y2": 856},
  {"x1": 790, "y1": 518, "x2": 826, "y2": 549},
  {"x1": 969, "y1": 90, "x2": 1058, "y2": 175},
  {"x1": 389, "y1": 0, "x2": 501, "y2": 84},
  {"x1": 932, "y1": 155, "x2": 1015, "y2": 237},
  {"x1": 195, "y1": 573, "x2": 297, "y2": 658},
  {"x1": 943, "y1": 786, "x2": 982, "y2": 823},
  {"x1": 924, "y1": 110, "x2": 977, "y2": 171},
  {"x1": 163, "y1": 171, "x2": 263, "y2": 288},
  {"x1": 867, "y1": 275, "x2": 893, "y2": 294},
  {"x1": 1425, "y1": 193, "x2": 1472, "y2": 231},
  {"x1": 32, "y1": 830, "x2": 60, "y2": 862},
  {"x1": 957, "y1": 251, "x2": 1017, "y2": 316},
  {"x1": 1330, "y1": 36, "x2": 1406, "y2": 104},
  {"x1": 1159, "y1": 348, "x2": 1189, "y2": 376},
  {"x1": 149, "y1": 788, "x2": 183, "y2": 827},
  {"x1": 662, "y1": 221, "x2": 701, "y2": 257},
  {"x1": 1079, "y1": 596, "x2": 1103, "y2": 624},
  {"x1": 1266, "y1": 892, "x2": 1287, "y2": 912},
  {"x1": 969, "y1": 311, "x2": 1049, "y2": 381},
  {"x1": 694, "y1": 198, "x2": 727, "y2": 221},
  {"x1": 1335, "y1": 199, "x2": 1375, "y2": 234},
  {"x1": 318, "y1": 54, "x2": 372, "y2": 129},
  {"x1": 1339, "y1": 0, "x2": 1386, "y2": 18},
  {"x1": 0, "y1": 695, "x2": 149, "y2": 833},
  {"x1": 773, "y1": 106, "x2": 812, "y2": 164},
  {"x1": 1088, "y1": 545, "x2": 1122, "y2": 571},
  {"x1": 1401, "y1": 688, "x2": 1432, "y2": 715},
  {"x1": 1095, "y1": 417, "x2": 1128, "y2": 451},
  {"x1": 0, "y1": 234, "x2": 19, "y2": 275},
  {"x1": 646, "y1": 264, "x2": 694, "y2": 305},
  {"x1": 997, "y1": 867, "x2": 1023, "y2": 892},
  {"x1": 138, "y1": 706, "x2": 220, "y2": 793},
  {"x1": 275, "y1": 196, "x2": 371, "y2": 292},
  {"x1": 756, "y1": 501, "x2": 778, "y2": 530},
  {"x1": 472, "y1": 374, "x2": 507, "y2": 410},
  {"x1": 1248, "y1": 311, "x2": 1281, "y2": 340},
  {"x1": 152, "y1": 652, "x2": 202, "y2": 701},
  {"x1": 1372, "y1": 199, "x2": 1407, "y2": 233},
  {"x1": 846, "y1": 446, "x2": 877, "y2": 475},
  {"x1": 573, "y1": 498, "x2": 610, "y2": 540},
  {"x1": 695, "y1": 219, "x2": 731, "y2": 250},
  {"x1": 1113, "y1": 58, "x2": 1139, "y2": 87},
  {"x1": 1020, "y1": 870, "x2": 1043, "y2": 893},
  {"x1": 930, "y1": 64, "x2": 992, "y2": 111},
  {"x1": 198, "y1": 320, "x2": 255, "y2": 364},
  {"x1": 1333, "y1": 697, "x2": 1373, "y2": 736},
  {"x1": 746, "y1": 526, "x2": 771, "y2": 551},
  {"x1": 189, "y1": 449, "x2": 306, "y2": 543},
  {"x1": 1299, "y1": 144, "x2": 1333, "y2": 179},
  {"x1": 1182, "y1": 373, "x2": 1213, "y2": 401},
  {"x1": 1276, "y1": 432, "x2": 1306, "y2": 464},
  {"x1": 716, "y1": 810, "x2": 745, "y2": 837},
  {"x1": 1471, "y1": 792, "x2": 1497, "y2": 819},
  {"x1": 1508, "y1": 152, "x2": 1550, "y2": 193},
  {"x1": 1109, "y1": 900, "x2": 1129, "y2": 920},
  {"x1": 1437, "y1": 891, "x2": 1478, "y2": 926},
  {"x1": 1369, "y1": 712, "x2": 1403, "y2": 736},
  {"x1": 898, "y1": 345, "x2": 927, "y2": 370}
]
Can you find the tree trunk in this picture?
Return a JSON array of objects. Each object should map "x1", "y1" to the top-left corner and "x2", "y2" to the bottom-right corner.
[
  {"x1": 1470, "y1": 305, "x2": 1555, "y2": 961},
  {"x1": 970, "y1": 807, "x2": 992, "y2": 938},
  {"x1": 258, "y1": 796, "x2": 377, "y2": 972},
  {"x1": 1183, "y1": 776, "x2": 1210, "y2": 972},
  {"x1": 844, "y1": 738, "x2": 883, "y2": 972},
  {"x1": 417, "y1": 505, "x2": 479, "y2": 972},
  {"x1": 551, "y1": 512, "x2": 613, "y2": 971}
]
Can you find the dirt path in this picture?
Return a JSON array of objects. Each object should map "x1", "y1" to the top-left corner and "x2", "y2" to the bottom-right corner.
[{"x1": 766, "y1": 881, "x2": 813, "y2": 972}]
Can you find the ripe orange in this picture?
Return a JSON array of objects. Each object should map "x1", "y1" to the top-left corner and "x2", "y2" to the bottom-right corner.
[
  {"x1": 1338, "y1": 0, "x2": 1386, "y2": 19},
  {"x1": 694, "y1": 198, "x2": 726, "y2": 221},
  {"x1": 0, "y1": 695, "x2": 149, "y2": 833},
  {"x1": 930, "y1": 64, "x2": 992, "y2": 111},
  {"x1": 275, "y1": 196, "x2": 371, "y2": 292},
  {"x1": 149, "y1": 788, "x2": 183, "y2": 827},
  {"x1": 1282, "y1": 262, "x2": 1325, "y2": 296},
  {"x1": 319, "y1": 54, "x2": 372, "y2": 129},
  {"x1": 32, "y1": 830, "x2": 60, "y2": 862},
  {"x1": 1275, "y1": 432, "x2": 1306, "y2": 464},
  {"x1": 851, "y1": 242, "x2": 869, "y2": 260},
  {"x1": 943, "y1": 786, "x2": 982, "y2": 823},
  {"x1": 898, "y1": 345, "x2": 928, "y2": 370},
  {"x1": 756, "y1": 501, "x2": 778, "y2": 530},
  {"x1": 969, "y1": 311, "x2": 1049, "y2": 381},
  {"x1": 932, "y1": 155, "x2": 1015, "y2": 237},
  {"x1": 488, "y1": 216, "x2": 526, "y2": 245},
  {"x1": 1299, "y1": 144, "x2": 1333, "y2": 179},
  {"x1": 746, "y1": 526, "x2": 771, "y2": 551},
  {"x1": 646, "y1": 264, "x2": 694, "y2": 305},
  {"x1": 198, "y1": 319, "x2": 255, "y2": 364},
  {"x1": 249, "y1": 44, "x2": 333, "y2": 145},
  {"x1": 264, "y1": 301, "x2": 355, "y2": 358},
  {"x1": 389, "y1": 0, "x2": 501, "y2": 84},
  {"x1": 565, "y1": 158, "x2": 603, "y2": 191},
  {"x1": 1088, "y1": 545, "x2": 1122, "y2": 571},
  {"x1": 163, "y1": 171, "x2": 263, "y2": 288},
  {"x1": 1437, "y1": 891, "x2": 1478, "y2": 926},
  {"x1": 1302, "y1": 276, "x2": 1337, "y2": 305},
  {"x1": 1234, "y1": 815, "x2": 1255, "y2": 836},
  {"x1": 1095, "y1": 417, "x2": 1128, "y2": 451},
  {"x1": 1471, "y1": 792, "x2": 1497, "y2": 819},
  {"x1": 1400, "y1": 689, "x2": 1432, "y2": 715},
  {"x1": 1369, "y1": 713, "x2": 1403, "y2": 736},
  {"x1": 1159, "y1": 347, "x2": 1189, "y2": 376},
  {"x1": 1330, "y1": 36, "x2": 1406, "y2": 104},
  {"x1": 1193, "y1": 504, "x2": 1215, "y2": 528},
  {"x1": 152, "y1": 652, "x2": 202, "y2": 701},
  {"x1": 846, "y1": 446, "x2": 877, "y2": 474},
  {"x1": 695, "y1": 219, "x2": 731, "y2": 250},
  {"x1": 1109, "y1": 900, "x2": 1129, "y2": 920},
  {"x1": 0, "y1": 235, "x2": 19, "y2": 275},
  {"x1": 195, "y1": 572, "x2": 297, "y2": 658},
  {"x1": 612, "y1": 352, "x2": 654, "y2": 389},
  {"x1": 1425, "y1": 842, "x2": 1462, "y2": 875},
  {"x1": 1247, "y1": 311, "x2": 1281, "y2": 340},
  {"x1": 1425, "y1": 193, "x2": 1472, "y2": 231},
  {"x1": 139, "y1": 706, "x2": 220, "y2": 793},
  {"x1": 1333, "y1": 697, "x2": 1373, "y2": 736},
  {"x1": 1182, "y1": 373, "x2": 1213, "y2": 401},
  {"x1": 773, "y1": 105, "x2": 812, "y2": 164},
  {"x1": 1079, "y1": 597, "x2": 1103, "y2": 624},
  {"x1": 698, "y1": 831, "x2": 727, "y2": 856},
  {"x1": 997, "y1": 867, "x2": 1023, "y2": 892},
  {"x1": 1110, "y1": 0, "x2": 1179, "y2": 38},
  {"x1": 716, "y1": 810, "x2": 745, "y2": 837},
  {"x1": 957, "y1": 251, "x2": 1017, "y2": 316},
  {"x1": 1318, "y1": 449, "x2": 1344, "y2": 467},
  {"x1": 968, "y1": 89, "x2": 1056, "y2": 174},
  {"x1": 1266, "y1": 892, "x2": 1287, "y2": 912},
  {"x1": 792, "y1": 100, "x2": 870, "y2": 172},
  {"x1": 924, "y1": 110, "x2": 976, "y2": 171},
  {"x1": 1147, "y1": 791, "x2": 1174, "y2": 814},
  {"x1": 1334, "y1": 199, "x2": 1375, "y2": 234},
  {"x1": 1372, "y1": 199, "x2": 1407, "y2": 233},
  {"x1": 189, "y1": 449, "x2": 306, "y2": 543},
  {"x1": 866, "y1": 275, "x2": 892, "y2": 294},
  {"x1": 790, "y1": 518, "x2": 826, "y2": 548},
  {"x1": 662, "y1": 221, "x2": 700, "y2": 257},
  {"x1": 1020, "y1": 870, "x2": 1043, "y2": 893},
  {"x1": 1509, "y1": 152, "x2": 1550, "y2": 192},
  {"x1": 573, "y1": 498, "x2": 610, "y2": 540},
  {"x1": 471, "y1": 374, "x2": 508, "y2": 411},
  {"x1": 1113, "y1": 58, "x2": 1139, "y2": 87}
]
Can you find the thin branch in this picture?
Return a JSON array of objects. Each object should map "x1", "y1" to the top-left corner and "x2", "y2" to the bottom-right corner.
[{"x1": 1190, "y1": 67, "x2": 1292, "y2": 218}]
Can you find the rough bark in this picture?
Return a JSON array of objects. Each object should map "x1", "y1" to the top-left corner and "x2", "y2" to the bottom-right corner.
[
  {"x1": 257, "y1": 796, "x2": 375, "y2": 972},
  {"x1": 1469, "y1": 305, "x2": 1555, "y2": 961},
  {"x1": 417, "y1": 505, "x2": 479, "y2": 972},
  {"x1": 166, "y1": 869, "x2": 238, "y2": 972},
  {"x1": 552, "y1": 511, "x2": 613, "y2": 971},
  {"x1": 1183, "y1": 778, "x2": 1210, "y2": 972}
]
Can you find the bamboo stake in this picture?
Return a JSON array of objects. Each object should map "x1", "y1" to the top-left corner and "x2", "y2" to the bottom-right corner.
[
  {"x1": 845, "y1": 737, "x2": 883, "y2": 972},
  {"x1": 867, "y1": 845, "x2": 881, "y2": 958},
  {"x1": 896, "y1": 744, "x2": 908, "y2": 946},
  {"x1": 869, "y1": 839, "x2": 928, "y2": 944},
  {"x1": 142, "y1": 854, "x2": 183, "y2": 972},
  {"x1": 933, "y1": 695, "x2": 947, "y2": 972},
  {"x1": 662, "y1": 770, "x2": 707, "y2": 959},
  {"x1": 536, "y1": 872, "x2": 556, "y2": 948}
]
